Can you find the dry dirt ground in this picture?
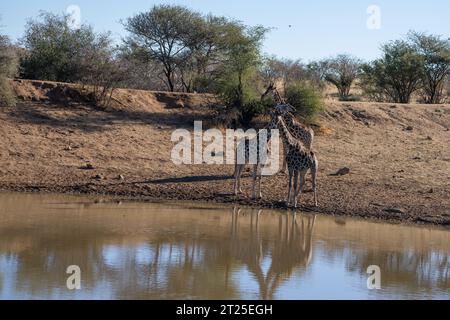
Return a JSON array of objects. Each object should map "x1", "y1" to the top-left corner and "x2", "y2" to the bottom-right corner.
[{"x1": 1, "y1": 80, "x2": 449, "y2": 226}]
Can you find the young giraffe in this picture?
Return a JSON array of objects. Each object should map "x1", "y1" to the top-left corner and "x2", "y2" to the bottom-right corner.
[
  {"x1": 275, "y1": 104, "x2": 315, "y2": 173},
  {"x1": 267, "y1": 88, "x2": 314, "y2": 166},
  {"x1": 277, "y1": 115, "x2": 318, "y2": 208},
  {"x1": 234, "y1": 113, "x2": 278, "y2": 199}
]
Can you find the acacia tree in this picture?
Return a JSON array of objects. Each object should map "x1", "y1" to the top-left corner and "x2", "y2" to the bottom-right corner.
[
  {"x1": 124, "y1": 5, "x2": 203, "y2": 92},
  {"x1": 177, "y1": 15, "x2": 232, "y2": 93},
  {"x1": 323, "y1": 54, "x2": 362, "y2": 100},
  {"x1": 360, "y1": 40, "x2": 424, "y2": 103},
  {"x1": 215, "y1": 24, "x2": 268, "y2": 126},
  {"x1": 409, "y1": 31, "x2": 450, "y2": 104}
]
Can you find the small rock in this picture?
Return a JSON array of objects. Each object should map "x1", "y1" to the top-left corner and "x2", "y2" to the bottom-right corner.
[
  {"x1": 426, "y1": 136, "x2": 433, "y2": 141},
  {"x1": 117, "y1": 175, "x2": 125, "y2": 180},
  {"x1": 390, "y1": 105, "x2": 397, "y2": 109},
  {"x1": 412, "y1": 156, "x2": 421, "y2": 160},
  {"x1": 405, "y1": 126, "x2": 413, "y2": 131},
  {"x1": 93, "y1": 174, "x2": 103, "y2": 181},
  {"x1": 331, "y1": 167, "x2": 350, "y2": 176},
  {"x1": 81, "y1": 164, "x2": 95, "y2": 170},
  {"x1": 428, "y1": 188, "x2": 434, "y2": 194},
  {"x1": 64, "y1": 146, "x2": 72, "y2": 151}
]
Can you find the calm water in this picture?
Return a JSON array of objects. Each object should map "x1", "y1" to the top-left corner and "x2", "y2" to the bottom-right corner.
[{"x1": 0, "y1": 193, "x2": 448, "y2": 300}]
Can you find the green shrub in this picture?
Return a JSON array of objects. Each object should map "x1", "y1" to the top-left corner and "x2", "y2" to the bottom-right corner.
[
  {"x1": 20, "y1": 12, "x2": 114, "y2": 85},
  {"x1": 0, "y1": 34, "x2": 18, "y2": 107},
  {"x1": 285, "y1": 82, "x2": 325, "y2": 123},
  {"x1": 360, "y1": 40, "x2": 424, "y2": 103},
  {"x1": 0, "y1": 78, "x2": 16, "y2": 107}
]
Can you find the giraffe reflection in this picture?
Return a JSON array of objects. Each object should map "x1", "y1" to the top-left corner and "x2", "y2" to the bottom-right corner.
[
  {"x1": 0, "y1": 194, "x2": 448, "y2": 299},
  {"x1": 229, "y1": 207, "x2": 316, "y2": 299},
  {"x1": 143, "y1": 207, "x2": 316, "y2": 299}
]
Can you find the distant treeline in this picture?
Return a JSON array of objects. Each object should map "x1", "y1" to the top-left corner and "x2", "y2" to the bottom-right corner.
[{"x1": 1, "y1": 5, "x2": 450, "y2": 124}]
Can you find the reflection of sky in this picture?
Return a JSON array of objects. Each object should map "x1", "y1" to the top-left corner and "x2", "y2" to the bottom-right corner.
[
  {"x1": 102, "y1": 245, "x2": 154, "y2": 269},
  {"x1": 0, "y1": 255, "x2": 19, "y2": 300},
  {"x1": 1, "y1": 240, "x2": 449, "y2": 300}
]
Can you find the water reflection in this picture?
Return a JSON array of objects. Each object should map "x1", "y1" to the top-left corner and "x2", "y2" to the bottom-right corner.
[
  {"x1": 228, "y1": 208, "x2": 316, "y2": 299},
  {"x1": 0, "y1": 193, "x2": 448, "y2": 300}
]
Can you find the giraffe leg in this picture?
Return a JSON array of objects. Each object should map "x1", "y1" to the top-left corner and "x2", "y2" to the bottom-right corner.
[
  {"x1": 284, "y1": 167, "x2": 292, "y2": 202},
  {"x1": 258, "y1": 165, "x2": 263, "y2": 199},
  {"x1": 234, "y1": 164, "x2": 244, "y2": 195},
  {"x1": 233, "y1": 163, "x2": 239, "y2": 195},
  {"x1": 281, "y1": 142, "x2": 288, "y2": 174},
  {"x1": 251, "y1": 164, "x2": 258, "y2": 199},
  {"x1": 312, "y1": 166, "x2": 318, "y2": 207},
  {"x1": 299, "y1": 171, "x2": 307, "y2": 194},
  {"x1": 293, "y1": 171, "x2": 300, "y2": 208},
  {"x1": 287, "y1": 169, "x2": 293, "y2": 207},
  {"x1": 296, "y1": 170, "x2": 307, "y2": 207}
]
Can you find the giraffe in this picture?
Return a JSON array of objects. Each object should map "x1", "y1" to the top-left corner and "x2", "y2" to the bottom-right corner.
[
  {"x1": 274, "y1": 104, "x2": 315, "y2": 174},
  {"x1": 263, "y1": 86, "x2": 315, "y2": 171},
  {"x1": 276, "y1": 115, "x2": 318, "y2": 208},
  {"x1": 233, "y1": 113, "x2": 278, "y2": 199}
]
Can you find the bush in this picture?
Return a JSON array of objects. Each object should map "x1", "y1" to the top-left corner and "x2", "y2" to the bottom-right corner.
[
  {"x1": 19, "y1": 12, "x2": 128, "y2": 107},
  {"x1": 0, "y1": 34, "x2": 18, "y2": 107},
  {"x1": 285, "y1": 82, "x2": 325, "y2": 123},
  {"x1": 360, "y1": 40, "x2": 424, "y2": 103},
  {"x1": 78, "y1": 39, "x2": 128, "y2": 107},
  {"x1": 216, "y1": 71, "x2": 267, "y2": 128},
  {"x1": 20, "y1": 12, "x2": 114, "y2": 85},
  {"x1": 408, "y1": 31, "x2": 450, "y2": 104},
  {"x1": 0, "y1": 78, "x2": 16, "y2": 107}
]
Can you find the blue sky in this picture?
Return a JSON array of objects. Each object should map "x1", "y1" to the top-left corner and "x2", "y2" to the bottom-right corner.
[{"x1": 1, "y1": 0, "x2": 450, "y2": 62}]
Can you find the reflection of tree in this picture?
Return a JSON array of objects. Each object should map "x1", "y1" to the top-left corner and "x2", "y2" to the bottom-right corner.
[
  {"x1": 346, "y1": 249, "x2": 449, "y2": 294},
  {"x1": 0, "y1": 198, "x2": 448, "y2": 299},
  {"x1": 0, "y1": 205, "x2": 317, "y2": 299}
]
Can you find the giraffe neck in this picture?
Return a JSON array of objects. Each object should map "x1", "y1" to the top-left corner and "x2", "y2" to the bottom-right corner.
[
  {"x1": 278, "y1": 117, "x2": 297, "y2": 148},
  {"x1": 263, "y1": 121, "x2": 277, "y2": 142},
  {"x1": 281, "y1": 112, "x2": 294, "y2": 128}
]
